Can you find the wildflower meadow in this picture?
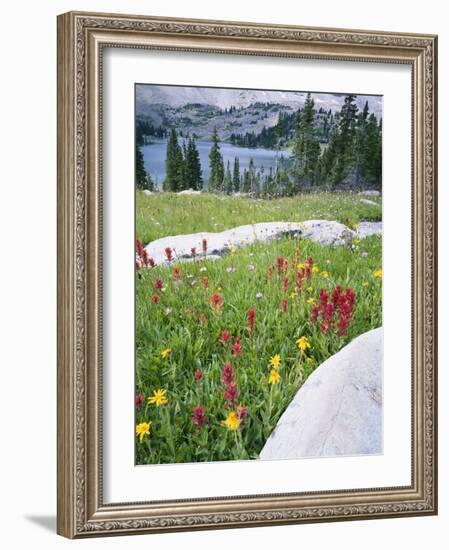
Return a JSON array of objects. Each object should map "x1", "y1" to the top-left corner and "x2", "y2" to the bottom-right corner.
[{"x1": 135, "y1": 192, "x2": 382, "y2": 465}]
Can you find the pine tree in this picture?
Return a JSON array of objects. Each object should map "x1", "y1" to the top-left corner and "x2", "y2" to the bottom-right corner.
[
  {"x1": 135, "y1": 143, "x2": 147, "y2": 189},
  {"x1": 361, "y1": 113, "x2": 382, "y2": 187},
  {"x1": 242, "y1": 168, "x2": 250, "y2": 193},
  {"x1": 208, "y1": 127, "x2": 224, "y2": 192},
  {"x1": 290, "y1": 93, "x2": 321, "y2": 190},
  {"x1": 184, "y1": 137, "x2": 203, "y2": 190},
  {"x1": 353, "y1": 101, "x2": 370, "y2": 187},
  {"x1": 164, "y1": 129, "x2": 184, "y2": 191},
  {"x1": 332, "y1": 94, "x2": 358, "y2": 187},
  {"x1": 232, "y1": 157, "x2": 240, "y2": 193},
  {"x1": 224, "y1": 160, "x2": 233, "y2": 195}
]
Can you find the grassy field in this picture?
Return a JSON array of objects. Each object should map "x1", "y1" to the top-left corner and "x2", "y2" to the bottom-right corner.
[
  {"x1": 135, "y1": 192, "x2": 382, "y2": 465},
  {"x1": 136, "y1": 191, "x2": 382, "y2": 244}
]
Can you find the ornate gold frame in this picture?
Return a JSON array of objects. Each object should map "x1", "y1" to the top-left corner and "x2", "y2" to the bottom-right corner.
[{"x1": 57, "y1": 11, "x2": 438, "y2": 538}]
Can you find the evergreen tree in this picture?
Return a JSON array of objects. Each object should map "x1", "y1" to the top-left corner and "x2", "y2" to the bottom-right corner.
[
  {"x1": 242, "y1": 168, "x2": 250, "y2": 193},
  {"x1": 361, "y1": 113, "x2": 382, "y2": 187},
  {"x1": 290, "y1": 93, "x2": 321, "y2": 190},
  {"x1": 208, "y1": 127, "x2": 224, "y2": 192},
  {"x1": 224, "y1": 160, "x2": 233, "y2": 195},
  {"x1": 332, "y1": 94, "x2": 358, "y2": 187},
  {"x1": 184, "y1": 137, "x2": 203, "y2": 190},
  {"x1": 164, "y1": 129, "x2": 184, "y2": 191},
  {"x1": 135, "y1": 143, "x2": 147, "y2": 189},
  {"x1": 232, "y1": 157, "x2": 240, "y2": 193},
  {"x1": 353, "y1": 101, "x2": 370, "y2": 187}
]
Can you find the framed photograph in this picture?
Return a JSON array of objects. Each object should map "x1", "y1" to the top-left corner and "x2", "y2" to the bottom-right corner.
[{"x1": 57, "y1": 11, "x2": 438, "y2": 538}]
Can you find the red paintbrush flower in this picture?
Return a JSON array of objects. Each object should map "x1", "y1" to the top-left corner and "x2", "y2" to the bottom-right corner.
[
  {"x1": 191, "y1": 247, "x2": 197, "y2": 258},
  {"x1": 172, "y1": 266, "x2": 181, "y2": 281},
  {"x1": 247, "y1": 307, "x2": 256, "y2": 335},
  {"x1": 236, "y1": 405, "x2": 248, "y2": 421},
  {"x1": 151, "y1": 294, "x2": 160, "y2": 304},
  {"x1": 135, "y1": 393, "x2": 144, "y2": 408},
  {"x1": 194, "y1": 369, "x2": 203, "y2": 381},
  {"x1": 276, "y1": 256, "x2": 288, "y2": 274},
  {"x1": 209, "y1": 292, "x2": 223, "y2": 311},
  {"x1": 202, "y1": 276, "x2": 209, "y2": 289},
  {"x1": 191, "y1": 405, "x2": 208, "y2": 429},
  {"x1": 266, "y1": 265, "x2": 274, "y2": 279},
  {"x1": 221, "y1": 363, "x2": 235, "y2": 385},
  {"x1": 164, "y1": 247, "x2": 173, "y2": 262},
  {"x1": 224, "y1": 382, "x2": 240, "y2": 407},
  {"x1": 154, "y1": 277, "x2": 164, "y2": 290},
  {"x1": 282, "y1": 276, "x2": 289, "y2": 294},
  {"x1": 280, "y1": 298, "x2": 288, "y2": 313},
  {"x1": 219, "y1": 329, "x2": 232, "y2": 344},
  {"x1": 232, "y1": 338, "x2": 242, "y2": 356},
  {"x1": 202, "y1": 238, "x2": 208, "y2": 254}
]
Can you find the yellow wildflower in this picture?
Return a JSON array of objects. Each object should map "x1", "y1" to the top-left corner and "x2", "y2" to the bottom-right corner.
[
  {"x1": 269, "y1": 354, "x2": 281, "y2": 370},
  {"x1": 306, "y1": 286, "x2": 313, "y2": 293},
  {"x1": 306, "y1": 357, "x2": 313, "y2": 365},
  {"x1": 148, "y1": 389, "x2": 168, "y2": 406},
  {"x1": 362, "y1": 281, "x2": 369, "y2": 287},
  {"x1": 136, "y1": 421, "x2": 151, "y2": 443},
  {"x1": 374, "y1": 269, "x2": 383, "y2": 278},
  {"x1": 298, "y1": 263, "x2": 305, "y2": 270},
  {"x1": 290, "y1": 291, "x2": 298, "y2": 299},
  {"x1": 320, "y1": 271, "x2": 329, "y2": 278},
  {"x1": 307, "y1": 297, "x2": 315, "y2": 305},
  {"x1": 161, "y1": 348, "x2": 171, "y2": 359},
  {"x1": 268, "y1": 368, "x2": 281, "y2": 385},
  {"x1": 296, "y1": 336, "x2": 311, "y2": 351},
  {"x1": 222, "y1": 411, "x2": 241, "y2": 430},
  {"x1": 228, "y1": 244, "x2": 237, "y2": 255},
  {"x1": 312, "y1": 265, "x2": 319, "y2": 274}
]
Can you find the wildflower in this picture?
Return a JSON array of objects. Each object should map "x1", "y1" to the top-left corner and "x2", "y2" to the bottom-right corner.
[
  {"x1": 307, "y1": 297, "x2": 315, "y2": 305},
  {"x1": 135, "y1": 393, "x2": 144, "y2": 408},
  {"x1": 199, "y1": 266, "x2": 207, "y2": 273},
  {"x1": 306, "y1": 286, "x2": 313, "y2": 293},
  {"x1": 362, "y1": 281, "x2": 369, "y2": 287},
  {"x1": 191, "y1": 247, "x2": 197, "y2": 258},
  {"x1": 296, "y1": 336, "x2": 311, "y2": 351},
  {"x1": 247, "y1": 307, "x2": 256, "y2": 335},
  {"x1": 202, "y1": 276, "x2": 209, "y2": 288},
  {"x1": 221, "y1": 363, "x2": 235, "y2": 385},
  {"x1": 151, "y1": 294, "x2": 160, "y2": 304},
  {"x1": 209, "y1": 292, "x2": 223, "y2": 312},
  {"x1": 374, "y1": 269, "x2": 383, "y2": 278},
  {"x1": 198, "y1": 313, "x2": 208, "y2": 326},
  {"x1": 236, "y1": 405, "x2": 249, "y2": 421},
  {"x1": 268, "y1": 368, "x2": 281, "y2": 385},
  {"x1": 226, "y1": 267, "x2": 236, "y2": 273},
  {"x1": 276, "y1": 256, "x2": 288, "y2": 274},
  {"x1": 148, "y1": 389, "x2": 168, "y2": 406},
  {"x1": 136, "y1": 421, "x2": 151, "y2": 443},
  {"x1": 247, "y1": 264, "x2": 255, "y2": 271},
  {"x1": 266, "y1": 265, "x2": 274, "y2": 278},
  {"x1": 224, "y1": 382, "x2": 240, "y2": 406},
  {"x1": 306, "y1": 357, "x2": 313, "y2": 365},
  {"x1": 256, "y1": 292, "x2": 263, "y2": 300},
  {"x1": 290, "y1": 291, "x2": 298, "y2": 299},
  {"x1": 320, "y1": 271, "x2": 329, "y2": 278},
  {"x1": 280, "y1": 298, "x2": 288, "y2": 313},
  {"x1": 282, "y1": 276, "x2": 289, "y2": 294},
  {"x1": 232, "y1": 338, "x2": 242, "y2": 356},
  {"x1": 202, "y1": 238, "x2": 208, "y2": 255},
  {"x1": 172, "y1": 266, "x2": 181, "y2": 281},
  {"x1": 191, "y1": 405, "x2": 208, "y2": 429},
  {"x1": 361, "y1": 251, "x2": 369, "y2": 258},
  {"x1": 154, "y1": 278, "x2": 164, "y2": 291},
  {"x1": 219, "y1": 329, "x2": 232, "y2": 344},
  {"x1": 164, "y1": 307, "x2": 172, "y2": 316},
  {"x1": 312, "y1": 265, "x2": 319, "y2": 274},
  {"x1": 164, "y1": 247, "x2": 173, "y2": 262},
  {"x1": 269, "y1": 354, "x2": 281, "y2": 370},
  {"x1": 222, "y1": 411, "x2": 241, "y2": 431},
  {"x1": 228, "y1": 244, "x2": 237, "y2": 255},
  {"x1": 161, "y1": 348, "x2": 171, "y2": 359},
  {"x1": 194, "y1": 369, "x2": 204, "y2": 381},
  {"x1": 296, "y1": 268, "x2": 305, "y2": 291}
]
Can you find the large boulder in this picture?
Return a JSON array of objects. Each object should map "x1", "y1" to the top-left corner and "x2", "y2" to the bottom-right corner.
[
  {"x1": 145, "y1": 220, "x2": 354, "y2": 265},
  {"x1": 260, "y1": 327, "x2": 383, "y2": 460},
  {"x1": 355, "y1": 221, "x2": 382, "y2": 239}
]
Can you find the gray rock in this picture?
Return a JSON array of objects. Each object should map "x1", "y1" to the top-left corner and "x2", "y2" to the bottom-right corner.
[
  {"x1": 177, "y1": 189, "x2": 202, "y2": 195},
  {"x1": 260, "y1": 327, "x2": 383, "y2": 460},
  {"x1": 355, "y1": 221, "x2": 382, "y2": 238},
  {"x1": 144, "y1": 220, "x2": 354, "y2": 265},
  {"x1": 142, "y1": 189, "x2": 155, "y2": 195},
  {"x1": 360, "y1": 198, "x2": 379, "y2": 206},
  {"x1": 359, "y1": 190, "x2": 381, "y2": 197}
]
